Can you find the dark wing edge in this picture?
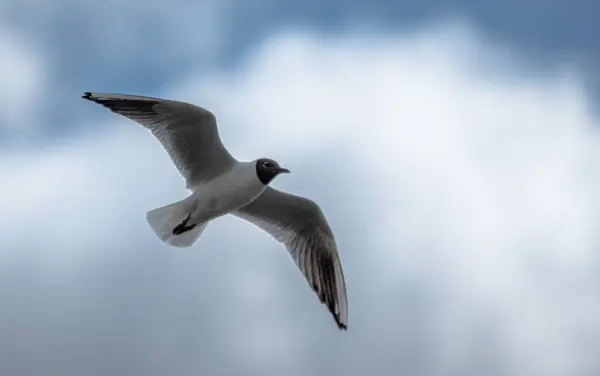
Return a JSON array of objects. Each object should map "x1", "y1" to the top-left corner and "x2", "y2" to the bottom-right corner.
[
  {"x1": 82, "y1": 92, "x2": 164, "y2": 118},
  {"x1": 291, "y1": 226, "x2": 349, "y2": 330}
]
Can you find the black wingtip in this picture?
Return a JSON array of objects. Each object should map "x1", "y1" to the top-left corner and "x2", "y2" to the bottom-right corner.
[
  {"x1": 334, "y1": 315, "x2": 348, "y2": 331},
  {"x1": 82, "y1": 92, "x2": 93, "y2": 101}
]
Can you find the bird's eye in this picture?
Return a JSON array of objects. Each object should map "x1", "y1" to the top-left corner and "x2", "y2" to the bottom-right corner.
[{"x1": 262, "y1": 161, "x2": 270, "y2": 168}]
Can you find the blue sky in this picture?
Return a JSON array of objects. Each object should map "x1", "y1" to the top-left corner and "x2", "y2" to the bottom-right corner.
[{"x1": 1, "y1": 1, "x2": 600, "y2": 375}]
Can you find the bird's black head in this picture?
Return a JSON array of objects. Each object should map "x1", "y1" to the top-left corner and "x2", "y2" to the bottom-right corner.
[{"x1": 255, "y1": 158, "x2": 290, "y2": 185}]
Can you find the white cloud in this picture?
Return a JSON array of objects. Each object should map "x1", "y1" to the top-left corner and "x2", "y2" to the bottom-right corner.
[
  {"x1": 0, "y1": 27, "x2": 45, "y2": 140},
  {"x1": 172, "y1": 25, "x2": 600, "y2": 375},
  {"x1": 2, "y1": 23, "x2": 600, "y2": 375}
]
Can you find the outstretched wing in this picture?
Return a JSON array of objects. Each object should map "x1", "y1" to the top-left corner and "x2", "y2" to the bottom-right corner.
[
  {"x1": 83, "y1": 92, "x2": 237, "y2": 187},
  {"x1": 234, "y1": 187, "x2": 348, "y2": 330}
]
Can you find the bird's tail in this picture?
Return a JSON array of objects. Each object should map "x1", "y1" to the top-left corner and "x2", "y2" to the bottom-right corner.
[{"x1": 145, "y1": 196, "x2": 208, "y2": 248}]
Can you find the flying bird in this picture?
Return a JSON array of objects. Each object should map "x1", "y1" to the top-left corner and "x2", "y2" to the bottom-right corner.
[{"x1": 82, "y1": 92, "x2": 348, "y2": 330}]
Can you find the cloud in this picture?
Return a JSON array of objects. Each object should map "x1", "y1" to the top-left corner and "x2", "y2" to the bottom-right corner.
[
  {"x1": 0, "y1": 26, "x2": 45, "y2": 140},
  {"x1": 190, "y1": 28, "x2": 600, "y2": 375},
  {"x1": 2, "y1": 23, "x2": 600, "y2": 375}
]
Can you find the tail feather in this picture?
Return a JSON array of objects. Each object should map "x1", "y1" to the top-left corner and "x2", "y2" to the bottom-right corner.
[{"x1": 146, "y1": 197, "x2": 208, "y2": 248}]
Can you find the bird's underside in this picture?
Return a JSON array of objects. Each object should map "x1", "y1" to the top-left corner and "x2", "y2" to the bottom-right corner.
[{"x1": 82, "y1": 91, "x2": 349, "y2": 330}]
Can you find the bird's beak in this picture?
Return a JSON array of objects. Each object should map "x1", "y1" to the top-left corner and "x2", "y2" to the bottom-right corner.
[{"x1": 275, "y1": 167, "x2": 290, "y2": 174}]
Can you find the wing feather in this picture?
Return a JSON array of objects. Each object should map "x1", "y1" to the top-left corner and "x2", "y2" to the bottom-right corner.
[{"x1": 234, "y1": 187, "x2": 348, "y2": 330}]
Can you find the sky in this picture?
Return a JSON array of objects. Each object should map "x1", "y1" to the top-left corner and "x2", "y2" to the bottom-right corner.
[{"x1": 1, "y1": 1, "x2": 600, "y2": 376}]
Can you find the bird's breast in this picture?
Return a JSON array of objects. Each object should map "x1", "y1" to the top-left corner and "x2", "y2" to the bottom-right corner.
[{"x1": 192, "y1": 166, "x2": 265, "y2": 221}]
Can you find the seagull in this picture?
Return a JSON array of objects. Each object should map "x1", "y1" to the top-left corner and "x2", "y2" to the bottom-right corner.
[{"x1": 82, "y1": 92, "x2": 348, "y2": 330}]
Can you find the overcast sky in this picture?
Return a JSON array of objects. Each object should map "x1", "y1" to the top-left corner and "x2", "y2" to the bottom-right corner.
[{"x1": 1, "y1": 1, "x2": 600, "y2": 376}]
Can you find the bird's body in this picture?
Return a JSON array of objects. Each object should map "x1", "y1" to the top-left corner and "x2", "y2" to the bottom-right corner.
[
  {"x1": 147, "y1": 161, "x2": 268, "y2": 247},
  {"x1": 188, "y1": 161, "x2": 267, "y2": 222},
  {"x1": 82, "y1": 92, "x2": 349, "y2": 330}
]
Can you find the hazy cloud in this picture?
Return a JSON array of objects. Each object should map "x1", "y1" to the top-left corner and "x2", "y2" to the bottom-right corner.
[
  {"x1": 2, "y1": 25, "x2": 600, "y2": 375},
  {"x1": 0, "y1": 26, "x2": 45, "y2": 141}
]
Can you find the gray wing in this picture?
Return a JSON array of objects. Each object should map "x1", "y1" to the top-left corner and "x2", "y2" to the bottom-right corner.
[
  {"x1": 233, "y1": 187, "x2": 348, "y2": 330},
  {"x1": 82, "y1": 92, "x2": 237, "y2": 187}
]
